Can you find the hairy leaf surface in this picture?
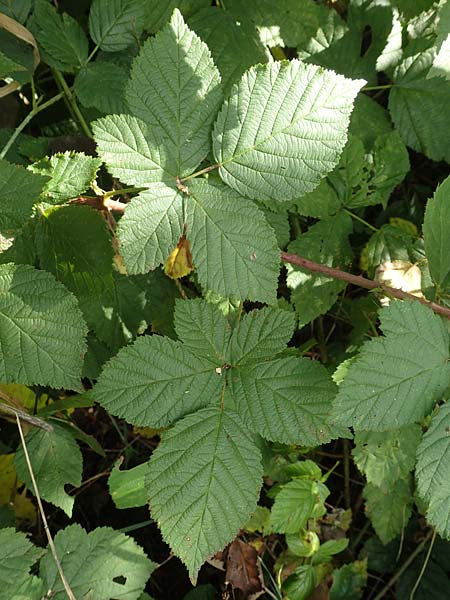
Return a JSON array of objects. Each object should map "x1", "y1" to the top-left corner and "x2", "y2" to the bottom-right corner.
[{"x1": 213, "y1": 60, "x2": 364, "y2": 203}]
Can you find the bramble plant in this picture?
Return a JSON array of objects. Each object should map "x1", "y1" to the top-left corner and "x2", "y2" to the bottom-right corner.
[{"x1": 2, "y1": 0, "x2": 450, "y2": 598}]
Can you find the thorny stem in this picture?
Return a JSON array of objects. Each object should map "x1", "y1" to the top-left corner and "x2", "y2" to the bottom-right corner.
[
  {"x1": 281, "y1": 252, "x2": 450, "y2": 321},
  {"x1": 0, "y1": 91, "x2": 64, "y2": 160}
]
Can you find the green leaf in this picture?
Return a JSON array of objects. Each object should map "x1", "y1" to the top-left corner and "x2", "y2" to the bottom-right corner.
[
  {"x1": 363, "y1": 478, "x2": 413, "y2": 544},
  {"x1": 187, "y1": 7, "x2": 268, "y2": 93},
  {"x1": 332, "y1": 301, "x2": 450, "y2": 431},
  {"x1": 330, "y1": 560, "x2": 367, "y2": 600},
  {"x1": 0, "y1": 28, "x2": 33, "y2": 84},
  {"x1": 126, "y1": 9, "x2": 222, "y2": 178},
  {"x1": 146, "y1": 407, "x2": 262, "y2": 581},
  {"x1": 89, "y1": 0, "x2": 146, "y2": 52},
  {"x1": 15, "y1": 422, "x2": 82, "y2": 517},
  {"x1": 286, "y1": 213, "x2": 353, "y2": 327},
  {"x1": 185, "y1": 179, "x2": 280, "y2": 302},
  {"x1": 416, "y1": 402, "x2": 450, "y2": 538},
  {"x1": 108, "y1": 461, "x2": 148, "y2": 509},
  {"x1": 269, "y1": 478, "x2": 326, "y2": 534},
  {"x1": 213, "y1": 60, "x2": 364, "y2": 203},
  {"x1": 389, "y1": 47, "x2": 450, "y2": 162},
  {"x1": 312, "y1": 538, "x2": 349, "y2": 565},
  {"x1": 423, "y1": 174, "x2": 450, "y2": 292},
  {"x1": 143, "y1": 0, "x2": 207, "y2": 32},
  {"x1": 74, "y1": 61, "x2": 128, "y2": 114},
  {"x1": 32, "y1": 0, "x2": 88, "y2": 73},
  {"x1": 231, "y1": 357, "x2": 345, "y2": 445},
  {"x1": 39, "y1": 524, "x2": 155, "y2": 600},
  {"x1": 282, "y1": 564, "x2": 316, "y2": 600},
  {"x1": 349, "y1": 94, "x2": 392, "y2": 149},
  {"x1": 397, "y1": 556, "x2": 450, "y2": 600},
  {"x1": 0, "y1": 0, "x2": 31, "y2": 23},
  {"x1": 292, "y1": 178, "x2": 342, "y2": 219},
  {"x1": 29, "y1": 152, "x2": 101, "y2": 204},
  {"x1": 0, "y1": 159, "x2": 48, "y2": 234},
  {"x1": 183, "y1": 585, "x2": 216, "y2": 600},
  {"x1": 0, "y1": 263, "x2": 87, "y2": 390},
  {"x1": 12, "y1": 575, "x2": 45, "y2": 600},
  {"x1": 353, "y1": 425, "x2": 422, "y2": 487},
  {"x1": 0, "y1": 528, "x2": 43, "y2": 600},
  {"x1": 91, "y1": 334, "x2": 222, "y2": 427}
]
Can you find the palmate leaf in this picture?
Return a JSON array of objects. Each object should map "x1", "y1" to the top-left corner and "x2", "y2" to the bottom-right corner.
[
  {"x1": 146, "y1": 406, "x2": 263, "y2": 581},
  {"x1": 15, "y1": 423, "x2": 82, "y2": 517},
  {"x1": 332, "y1": 301, "x2": 450, "y2": 431},
  {"x1": 125, "y1": 9, "x2": 222, "y2": 178},
  {"x1": 39, "y1": 524, "x2": 155, "y2": 600},
  {"x1": 213, "y1": 60, "x2": 364, "y2": 203},
  {"x1": 92, "y1": 299, "x2": 340, "y2": 577},
  {"x1": 423, "y1": 174, "x2": 450, "y2": 292},
  {"x1": 0, "y1": 263, "x2": 87, "y2": 390},
  {"x1": 89, "y1": 0, "x2": 146, "y2": 52},
  {"x1": 416, "y1": 402, "x2": 450, "y2": 538}
]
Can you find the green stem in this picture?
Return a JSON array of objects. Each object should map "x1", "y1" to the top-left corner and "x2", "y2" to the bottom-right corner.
[
  {"x1": 0, "y1": 91, "x2": 65, "y2": 160},
  {"x1": 86, "y1": 43, "x2": 100, "y2": 64},
  {"x1": 363, "y1": 83, "x2": 394, "y2": 92},
  {"x1": 179, "y1": 162, "x2": 220, "y2": 182},
  {"x1": 409, "y1": 530, "x2": 437, "y2": 600},
  {"x1": 343, "y1": 208, "x2": 379, "y2": 232},
  {"x1": 373, "y1": 530, "x2": 434, "y2": 600},
  {"x1": 103, "y1": 186, "x2": 145, "y2": 199},
  {"x1": 53, "y1": 69, "x2": 92, "y2": 138}
]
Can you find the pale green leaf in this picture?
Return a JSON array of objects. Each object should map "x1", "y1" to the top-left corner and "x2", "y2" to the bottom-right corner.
[
  {"x1": 0, "y1": 159, "x2": 48, "y2": 234},
  {"x1": 126, "y1": 9, "x2": 222, "y2": 178},
  {"x1": 332, "y1": 301, "x2": 450, "y2": 431},
  {"x1": 269, "y1": 478, "x2": 328, "y2": 534},
  {"x1": 116, "y1": 183, "x2": 184, "y2": 273},
  {"x1": 174, "y1": 298, "x2": 230, "y2": 366},
  {"x1": 423, "y1": 174, "x2": 450, "y2": 292},
  {"x1": 286, "y1": 213, "x2": 353, "y2": 326},
  {"x1": 389, "y1": 48, "x2": 450, "y2": 162},
  {"x1": 213, "y1": 60, "x2": 364, "y2": 203},
  {"x1": 15, "y1": 423, "x2": 82, "y2": 517},
  {"x1": 29, "y1": 152, "x2": 101, "y2": 204},
  {"x1": 353, "y1": 425, "x2": 422, "y2": 487},
  {"x1": 187, "y1": 7, "x2": 268, "y2": 93},
  {"x1": 186, "y1": 179, "x2": 280, "y2": 302},
  {"x1": 364, "y1": 478, "x2": 413, "y2": 544},
  {"x1": 0, "y1": 263, "x2": 87, "y2": 390},
  {"x1": 0, "y1": 528, "x2": 43, "y2": 600},
  {"x1": 74, "y1": 62, "x2": 128, "y2": 114},
  {"x1": 32, "y1": 0, "x2": 88, "y2": 72},
  {"x1": 312, "y1": 539, "x2": 349, "y2": 565},
  {"x1": 146, "y1": 407, "x2": 262, "y2": 580},
  {"x1": 108, "y1": 461, "x2": 148, "y2": 509},
  {"x1": 93, "y1": 113, "x2": 173, "y2": 184},
  {"x1": 89, "y1": 0, "x2": 146, "y2": 52},
  {"x1": 91, "y1": 334, "x2": 222, "y2": 427},
  {"x1": 40, "y1": 524, "x2": 155, "y2": 600},
  {"x1": 231, "y1": 357, "x2": 345, "y2": 445},
  {"x1": 228, "y1": 306, "x2": 295, "y2": 367},
  {"x1": 416, "y1": 402, "x2": 450, "y2": 538}
]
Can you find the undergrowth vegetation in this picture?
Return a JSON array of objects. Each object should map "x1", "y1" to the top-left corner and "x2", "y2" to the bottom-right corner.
[{"x1": 1, "y1": 0, "x2": 450, "y2": 598}]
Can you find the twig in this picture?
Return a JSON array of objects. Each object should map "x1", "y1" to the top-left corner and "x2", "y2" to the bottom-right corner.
[
  {"x1": 53, "y1": 69, "x2": 92, "y2": 138},
  {"x1": 0, "y1": 402, "x2": 52, "y2": 432},
  {"x1": 409, "y1": 530, "x2": 437, "y2": 599},
  {"x1": 281, "y1": 252, "x2": 450, "y2": 320},
  {"x1": 15, "y1": 416, "x2": 76, "y2": 600}
]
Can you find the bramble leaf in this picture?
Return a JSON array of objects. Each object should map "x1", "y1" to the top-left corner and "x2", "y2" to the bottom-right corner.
[
  {"x1": 15, "y1": 423, "x2": 82, "y2": 517},
  {"x1": 74, "y1": 61, "x2": 128, "y2": 114},
  {"x1": 0, "y1": 263, "x2": 87, "y2": 390},
  {"x1": 269, "y1": 478, "x2": 327, "y2": 534},
  {"x1": 423, "y1": 174, "x2": 450, "y2": 292},
  {"x1": 213, "y1": 60, "x2": 364, "y2": 203},
  {"x1": 126, "y1": 9, "x2": 222, "y2": 178},
  {"x1": 89, "y1": 0, "x2": 146, "y2": 52},
  {"x1": 108, "y1": 461, "x2": 147, "y2": 509},
  {"x1": 0, "y1": 528, "x2": 44, "y2": 599},
  {"x1": 332, "y1": 301, "x2": 450, "y2": 430},
  {"x1": 146, "y1": 407, "x2": 263, "y2": 582},
  {"x1": 39, "y1": 524, "x2": 155, "y2": 600},
  {"x1": 363, "y1": 478, "x2": 413, "y2": 544}
]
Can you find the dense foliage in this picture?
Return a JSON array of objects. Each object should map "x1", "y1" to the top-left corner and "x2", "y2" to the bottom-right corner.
[{"x1": 1, "y1": 0, "x2": 450, "y2": 598}]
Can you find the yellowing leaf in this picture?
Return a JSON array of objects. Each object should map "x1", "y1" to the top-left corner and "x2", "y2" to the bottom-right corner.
[
  {"x1": 0, "y1": 455, "x2": 36, "y2": 522},
  {"x1": 0, "y1": 383, "x2": 48, "y2": 413},
  {"x1": 164, "y1": 235, "x2": 194, "y2": 279}
]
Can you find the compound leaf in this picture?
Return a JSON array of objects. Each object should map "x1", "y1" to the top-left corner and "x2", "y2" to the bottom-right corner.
[
  {"x1": 332, "y1": 301, "x2": 450, "y2": 431},
  {"x1": 39, "y1": 524, "x2": 155, "y2": 600},
  {"x1": 146, "y1": 407, "x2": 262, "y2": 582},
  {"x1": 423, "y1": 174, "x2": 450, "y2": 292},
  {"x1": 126, "y1": 9, "x2": 222, "y2": 178},
  {"x1": 185, "y1": 179, "x2": 280, "y2": 302},
  {"x1": 89, "y1": 0, "x2": 146, "y2": 52},
  {"x1": 416, "y1": 402, "x2": 450, "y2": 538},
  {"x1": 91, "y1": 334, "x2": 222, "y2": 427},
  {"x1": 213, "y1": 60, "x2": 364, "y2": 203},
  {"x1": 15, "y1": 423, "x2": 82, "y2": 517},
  {"x1": 0, "y1": 263, "x2": 87, "y2": 390}
]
